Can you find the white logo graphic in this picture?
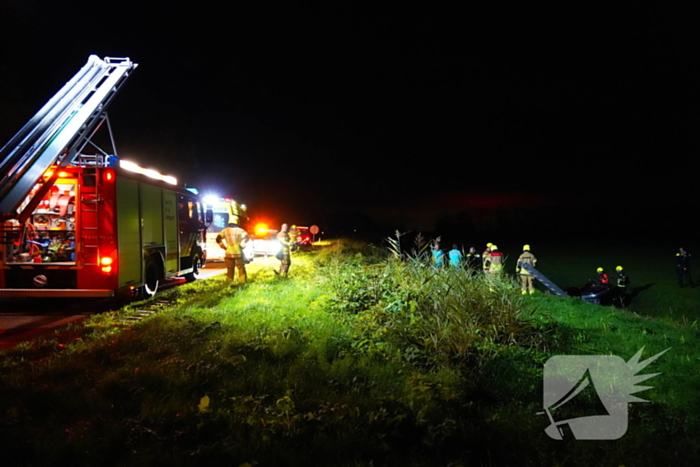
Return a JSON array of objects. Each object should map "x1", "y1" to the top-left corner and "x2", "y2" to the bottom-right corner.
[{"x1": 539, "y1": 347, "x2": 669, "y2": 440}]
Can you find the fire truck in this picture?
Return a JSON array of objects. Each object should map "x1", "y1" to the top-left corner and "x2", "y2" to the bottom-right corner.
[
  {"x1": 0, "y1": 56, "x2": 211, "y2": 298},
  {"x1": 290, "y1": 226, "x2": 312, "y2": 246}
]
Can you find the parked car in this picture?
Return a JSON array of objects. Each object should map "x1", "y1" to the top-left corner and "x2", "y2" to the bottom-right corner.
[{"x1": 252, "y1": 229, "x2": 281, "y2": 257}]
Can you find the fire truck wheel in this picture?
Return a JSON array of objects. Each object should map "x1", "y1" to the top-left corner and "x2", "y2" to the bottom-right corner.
[
  {"x1": 141, "y1": 262, "x2": 159, "y2": 299},
  {"x1": 184, "y1": 253, "x2": 202, "y2": 283}
]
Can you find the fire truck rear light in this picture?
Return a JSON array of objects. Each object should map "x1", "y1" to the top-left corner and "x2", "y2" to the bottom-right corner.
[{"x1": 100, "y1": 256, "x2": 114, "y2": 273}]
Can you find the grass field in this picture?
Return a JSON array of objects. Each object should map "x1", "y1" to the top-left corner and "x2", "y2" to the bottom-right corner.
[
  {"x1": 484, "y1": 242, "x2": 700, "y2": 321},
  {"x1": 0, "y1": 240, "x2": 698, "y2": 466}
]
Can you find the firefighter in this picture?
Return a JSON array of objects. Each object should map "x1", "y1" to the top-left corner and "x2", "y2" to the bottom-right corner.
[
  {"x1": 482, "y1": 242, "x2": 493, "y2": 274},
  {"x1": 516, "y1": 244, "x2": 537, "y2": 295},
  {"x1": 487, "y1": 244, "x2": 504, "y2": 288},
  {"x1": 448, "y1": 244, "x2": 463, "y2": 269},
  {"x1": 289, "y1": 225, "x2": 299, "y2": 244},
  {"x1": 676, "y1": 247, "x2": 693, "y2": 287},
  {"x1": 288, "y1": 225, "x2": 301, "y2": 252},
  {"x1": 595, "y1": 267, "x2": 609, "y2": 286},
  {"x1": 216, "y1": 222, "x2": 249, "y2": 283},
  {"x1": 277, "y1": 223, "x2": 292, "y2": 276},
  {"x1": 614, "y1": 265, "x2": 630, "y2": 307}
]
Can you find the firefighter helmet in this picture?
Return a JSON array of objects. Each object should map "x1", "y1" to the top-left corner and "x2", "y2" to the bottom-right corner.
[
  {"x1": 491, "y1": 244, "x2": 498, "y2": 251},
  {"x1": 523, "y1": 244, "x2": 530, "y2": 251},
  {"x1": 597, "y1": 267, "x2": 604, "y2": 273},
  {"x1": 486, "y1": 242, "x2": 493, "y2": 248},
  {"x1": 616, "y1": 265, "x2": 623, "y2": 272}
]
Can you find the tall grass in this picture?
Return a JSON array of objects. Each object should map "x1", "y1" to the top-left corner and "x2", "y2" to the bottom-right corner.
[{"x1": 330, "y1": 234, "x2": 541, "y2": 362}]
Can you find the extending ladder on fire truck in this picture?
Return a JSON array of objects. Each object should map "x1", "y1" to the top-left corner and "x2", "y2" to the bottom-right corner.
[{"x1": 0, "y1": 55, "x2": 137, "y2": 239}]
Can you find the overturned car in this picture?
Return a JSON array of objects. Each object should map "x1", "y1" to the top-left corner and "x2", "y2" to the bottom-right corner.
[
  {"x1": 567, "y1": 281, "x2": 617, "y2": 306},
  {"x1": 519, "y1": 263, "x2": 625, "y2": 307}
]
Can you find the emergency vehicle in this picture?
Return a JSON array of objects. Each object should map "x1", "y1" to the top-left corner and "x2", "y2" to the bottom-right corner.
[
  {"x1": 203, "y1": 197, "x2": 247, "y2": 262},
  {"x1": 252, "y1": 227, "x2": 281, "y2": 257},
  {"x1": 0, "y1": 56, "x2": 211, "y2": 298},
  {"x1": 290, "y1": 226, "x2": 312, "y2": 246}
]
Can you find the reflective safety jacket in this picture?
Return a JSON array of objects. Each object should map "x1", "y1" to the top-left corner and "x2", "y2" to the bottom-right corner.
[
  {"x1": 278, "y1": 231, "x2": 292, "y2": 257},
  {"x1": 488, "y1": 250, "x2": 504, "y2": 272},
  {"x1": 216, "y1": 226, "x2": 249, "y2": 258},
  {"x1": 465, "y1": 252, "x2": 481, "y2": 269},
  {"x1": 616, "y1": 272, "x2": 629, "y2": 288},
  {"x1": 516, "y1": 251, "x2": 537, "y2": 275},
  {"x1": 482, "y1": 249, "x2": 492, "y2": 271}
]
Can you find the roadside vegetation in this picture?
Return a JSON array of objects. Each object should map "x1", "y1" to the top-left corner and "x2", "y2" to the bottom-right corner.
[{"x1": 1, "y1": 239, "x2": 698, "y2": 466}]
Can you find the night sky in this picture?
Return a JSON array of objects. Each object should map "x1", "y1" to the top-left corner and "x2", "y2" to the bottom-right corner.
[{"x1": 1, "y1": 3, "x2": 698, "y2": 243}]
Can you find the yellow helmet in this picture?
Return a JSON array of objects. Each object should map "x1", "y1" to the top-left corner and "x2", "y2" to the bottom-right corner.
[
  {"x1": 523, "y1": 244, "x2": 530, "y2": 251},
  {"x1": 616, "y1": 265, "x2": 623, "y2": 272},
  {"x1": 597, "y1": 267, "x2": 604, "y2": 273},
  {"x1": 491, "y1": 244, "x2": 498, "y2": 250},
  {"x1": 486, "y1": 242, "x2": 493, "y2": 248}
]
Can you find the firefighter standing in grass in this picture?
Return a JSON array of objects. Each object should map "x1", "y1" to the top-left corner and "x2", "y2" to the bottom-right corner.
[
  {"x1": 615, "y1": 265, "x2": 630, "y2": 307},
  {"x1": 289, "y1": 225, "x2": 299, "y2": 244},
  {"x1": 487, "y1": 244, "x2": 504, "y2": 287},
  {"x1": 595, "y1": 267, "x2": 609, "y2": 286},
  {"x1": 277, "y1": 223, "x2": 292, "y2": 276},
  {"x1": 216, "y1": 222, "x2": 249, "y2": 284},
  {"x1": 516, "y1": 244, "x2": 537, "y2": 295},
  {"x1": 482, "y1": 243, "x2": 493, "y2": 274},
  {"x1": 289, "y1": 225, "x2": 300, "y2": 252}
]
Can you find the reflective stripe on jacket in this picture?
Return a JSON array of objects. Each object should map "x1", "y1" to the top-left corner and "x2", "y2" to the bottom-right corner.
[
  {"x1": 489, "y1": 251, "x2": 503, "y2": 271},
  {"x1": 217, "y1": 227, "x2": 248, "y2": 258},
  {"x1": 517, "y1": 251, "x2": 537, "y2": 275}
]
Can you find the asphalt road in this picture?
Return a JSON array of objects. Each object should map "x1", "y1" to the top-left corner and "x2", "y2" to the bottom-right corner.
[{"x1": 0, "y1": 265, "x2": 226, "y2": 351}]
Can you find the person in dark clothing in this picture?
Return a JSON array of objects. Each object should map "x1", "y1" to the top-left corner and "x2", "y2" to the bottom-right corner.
[
  {"x1": 614, "y1": 265, "x2": 630, "y2": 307},
  {"x1": 676, "y1": 247, "x2": 693, "y2": 287},
  {"x1": 465, "y1": 246, "x2": 481, "y2": 270}
]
